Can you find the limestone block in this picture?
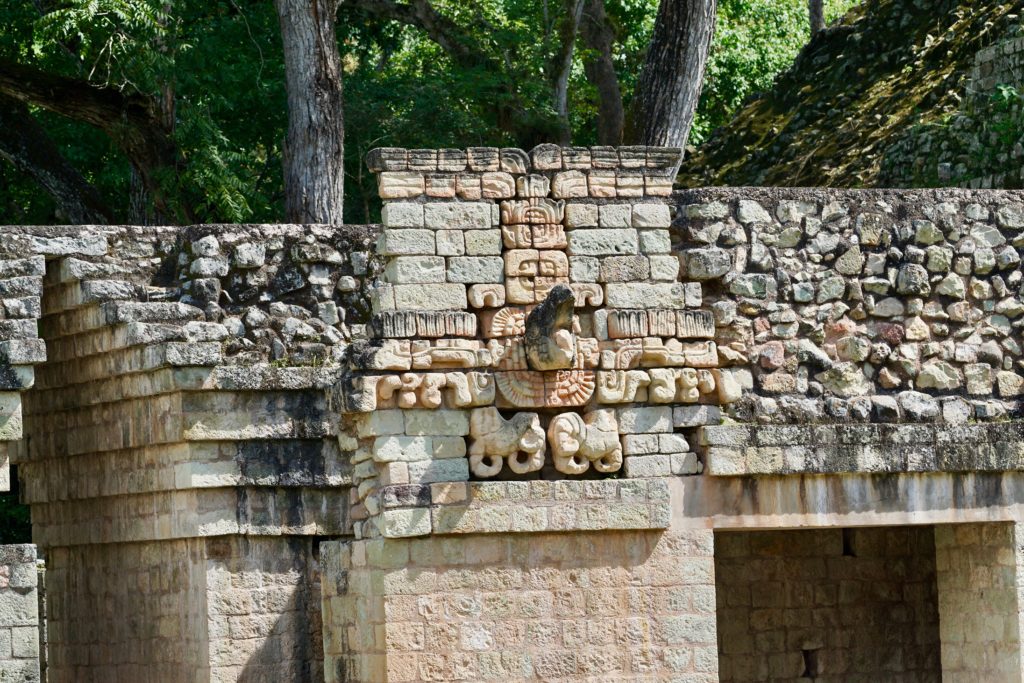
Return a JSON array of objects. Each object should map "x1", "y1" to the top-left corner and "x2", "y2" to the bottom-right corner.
[
  {"x1": 516, "y1": 174, "x2": 550, "y2": 198},
  {"x1": 569, "y1": 256, "x2": 600, "y2": 283},
  {"x1": 468, "y1": 284, "x2": 506, "y2": 308},
  {"x1": 649, "y1": 255, "x2": 681, "y2": 281},
  {"x1": 366, "y1": 147, "x2": 408, "y2": 172},
  {"x1": 632, "y1": 204, "x2": 672, "y2": 228},
  {"x1": 455, "y1": 173, "x2": 482, "y2": 200},
  {"x1": 565, "y1": 203, "x2": 598, "y2": 228},
  {"x1": 481, "y1": 172, "x2": 515, "y2": 199},
  {"x1": 381, "y1": 508, "x2": 431, "y2": 538},
  {"x1": 588, "y1": 170, "x2": 617, "y2": 197},
  {"x1": 599, "y1": 256, "x2": 650, "y2": 282},
  {"x1": 435, "y1": 230, "x2": 465, "y2": 256},
  {"x1": 567, "y1": 229, "x2": 639, "y2": 256},
  {"x1": 623, "y1": 454, "x2": 672, "y2": 477},
  {"x1": 384, "y1": 256, "x2": 445, "y2": 284},
  {"x1": 464, "y1": 230, "x2": 502, "y2": 256},
  {"x1": 599, "y1": 204, "x2": 633, "y2": 228},
  {"x1": 408, "y1": 458, "x2": 469, "y2": 485},
  {"x1": 467, "y1": 147, "x2": 500, "y2": 171},
  {"x1": 381, "y1": 202, "x2": 424, "y2": 228},
  {"x1": 393, "y1": 284, "x2": 467, "y2": 311},
  {"x1": 447, "y1": 257, "x2": 504, "y2": 284},
  {"x1": 404, "y1": 410, "x2": 470, "y2": 436},
  {"x1": 378, "y1": 171, "x2": 425, "y2": 199},
  {"x1": 605, "y1": 283, "x2": 687, "y2": 309},
  {"x1": 616, "y1": 406, "x2": 672, "y2": 434},
  {"x1": 424, "y1": 202, "x2": 492, "y2": 230},
  {"x1": 377, "y1": 229, "x2": 435, "y2": 256},
  {"x1": 373, "y1": 436, "x2": 432, "y2": 462},
  {"x1": 638, "y1": 229, "x2": 672, "y2": 254}
]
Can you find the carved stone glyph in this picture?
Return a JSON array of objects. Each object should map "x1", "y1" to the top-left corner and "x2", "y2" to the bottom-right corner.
[
  {"x1": 373, "y1": 371, "x2": 496, "y2": 409},
  {"x1": 548, "y1": 409, "x2": 623, "y2": 475},
  {"x1": 468, "y1": 407, "x2": 545, "y2": 477},
  {"x1": 505, "y1": 249, "x2": 570, "y2": 304}
]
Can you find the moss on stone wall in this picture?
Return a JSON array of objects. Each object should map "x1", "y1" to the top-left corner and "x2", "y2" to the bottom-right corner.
[{"x1": 678, "y1": 0, "x2": 1022, "y2": 188}]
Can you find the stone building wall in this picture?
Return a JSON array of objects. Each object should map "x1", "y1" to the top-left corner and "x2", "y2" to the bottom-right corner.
[
  {"x1": 715, "y1": 527, "x2": 941, "y2": 682},
  {"x1": 321, "y1": 528, "x2": 717, "y2": 683},
  {"x1": 0, "y1": 545, "x2": 39, "y2": 683},
  {"x1": 7, "y1": 153, "x2": 1024, "y2": 679}
]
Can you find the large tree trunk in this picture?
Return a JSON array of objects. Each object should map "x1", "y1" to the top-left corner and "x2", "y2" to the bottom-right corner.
[
  {"x1": 551, "y1": 0, "x2": 585, "y2": 144},
  {"x1": 808, "y1": 0, "x2": 825, "y2": 36},
  {"x1": 275, "y1": 0, "x2": 346, "y2": 224},
  {"x1": 581, "y1": 0, "x2": 624, "y2": 146},
  {"x1": 0, "y1": 95, "x2": 111, "y2": 224},
  {"x1": 626, "y1": 0, "x2": 716, "y2": 149}
]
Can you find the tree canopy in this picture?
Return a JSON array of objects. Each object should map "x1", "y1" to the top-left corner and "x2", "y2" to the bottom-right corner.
[{"x1": 0, "y1": 0, "x2": 856, "y2": 226}]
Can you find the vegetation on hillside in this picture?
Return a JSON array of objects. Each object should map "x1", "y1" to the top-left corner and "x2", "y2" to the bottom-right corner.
[{"x1": 678, "y1": 0, "x2": 1023, "y2": 188}]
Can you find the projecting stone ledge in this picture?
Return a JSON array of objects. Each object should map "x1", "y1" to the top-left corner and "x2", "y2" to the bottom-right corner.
[{"x1": 700, "y1": 422, "x2": 1024, "y2": 475}]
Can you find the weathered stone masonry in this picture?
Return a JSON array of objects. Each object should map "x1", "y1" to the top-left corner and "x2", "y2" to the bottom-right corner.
[{"x1": 6, "y1": 149, "x2": 1024, "y2": 681}]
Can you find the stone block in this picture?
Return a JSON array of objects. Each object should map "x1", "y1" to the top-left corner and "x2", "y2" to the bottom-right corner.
[
  {"x1": 632, "y1": 204, "x2": 672, "y2": 228},
  {"x1": 423, "y1": 202, "x2": 492, "y2": 230},
  {"x1": 464, "y1": 230, "x2": 502, "y2": 255},
  {"x1": 378, "y1": 229, "x2": 435, "y2": 256},
  {"x1": 373, "y1": 436, "x2": 432, "y2": 462},
  {"x1": 599, "y1": 256, "x2": 650, "y2": 282},
  {"x1": 616, "y1": 406, "x2": 672, "y2": 434},
  {"x1": 382, "y1": 202, "x2": 424, "y2": 228},
  {"x1": 565, "y1": 203, "x2": 599, "y2": 228},
  {"x1": 384, "y1": 256, "x2": 445, "y2": 284},
  {"x1": 378, "y1": 172, "x2": 425, "y2": 199},
  {"x1": 605, "y1": 283, "x2": 687, "y2": 308},
  {"x1": 381, "y1": 508, "x2": 432, "y2": 538},
  {"x1": 567, "y1": 229, "x2": 639, "y2": 256},
  {"x1": 649, "y1": 255, "x2": 681, "y2": 281},
  {"x1": 673, "y1": 405, "x2": 722, "y2": 427},
  {"x1": 638, "y1": 229, "x2": 672, "y2": 254},
  {"x1": 447, "y1": 257, "x2": 505, "y2": 284},
  {"x1": 598, "y1": 204, "x2": 633, "y2": 228},
  {"x1": 404, "y1": 410, "x2": 470, "y2": 436},
  {"x1": 408, "y1": 458, "x2": 470, "y2": 484},
  {"x1": 624, "y1": 454, "x2": 672, "y2": 477},
  {"x1": 435, "y1": 231, "x2": 465, "y2": 256},
  {"x1": 393, "y1": 284, "x2": 467, "y2": 310}
]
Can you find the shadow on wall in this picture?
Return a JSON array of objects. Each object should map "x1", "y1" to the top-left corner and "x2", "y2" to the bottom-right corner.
[{"x1": 223, "y1": 535, "x2": 326, "y2": 683}]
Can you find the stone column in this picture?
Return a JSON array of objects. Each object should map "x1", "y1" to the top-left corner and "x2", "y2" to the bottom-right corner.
[{"x1": 935, "y1": 522, "x2": 1024, "y2": 682}]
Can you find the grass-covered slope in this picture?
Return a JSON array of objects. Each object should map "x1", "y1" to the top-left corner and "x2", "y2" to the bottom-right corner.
[{"x1": 678, "y1": 0, "x2": 1023, "y2": 188}]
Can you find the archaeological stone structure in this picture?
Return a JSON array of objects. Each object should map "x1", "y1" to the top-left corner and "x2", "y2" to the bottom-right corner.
[{"x1": 6, "y1": 145, "x2": 1024, "y2": 681}]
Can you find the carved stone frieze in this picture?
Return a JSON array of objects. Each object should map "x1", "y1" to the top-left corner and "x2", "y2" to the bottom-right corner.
[
  {"x1": 467, "y1": 407, "x2": 545, "y2": 477},
  {"x1": 548, "y1": 409, "x2": 623, "y2": 475}
]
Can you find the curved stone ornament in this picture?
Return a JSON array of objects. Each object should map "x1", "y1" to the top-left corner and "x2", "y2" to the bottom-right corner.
[
  {"x1": 467, "y1": 407, "x2": 545, "y2": 477},
  {"x1": 548, "y1": 410, "x2": 623, "y2": 475}
]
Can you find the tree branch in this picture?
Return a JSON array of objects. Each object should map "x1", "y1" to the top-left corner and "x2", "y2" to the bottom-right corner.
[
  {"x1": 0, "y1": 95, "x2": 112, "y2": 224},
  {"x1": 0, "y1": 58, "x2": 188, "y2": 221}
]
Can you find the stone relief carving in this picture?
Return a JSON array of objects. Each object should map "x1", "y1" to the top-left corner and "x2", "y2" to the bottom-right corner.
[
  {"x1": 548, "y1": 410, "x2": 623, "y2": 475},
  {"x1": 468, "y1": 407, "x2": 545, "y2": 477}
]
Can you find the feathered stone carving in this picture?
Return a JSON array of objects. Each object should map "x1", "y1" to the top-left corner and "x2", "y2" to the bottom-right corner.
[{"x1": 524, "y1": 284, "x2": 576, "y2": 371}]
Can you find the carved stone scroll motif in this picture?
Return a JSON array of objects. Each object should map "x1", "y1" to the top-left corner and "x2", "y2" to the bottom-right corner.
[{"x1": 468, "y1": 407, "x2": 546, "y2": 477}]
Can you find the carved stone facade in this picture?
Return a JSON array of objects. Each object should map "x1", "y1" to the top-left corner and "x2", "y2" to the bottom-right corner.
[{"x1": 3, "y1": 153, "x2": 1024, "y2": 681}]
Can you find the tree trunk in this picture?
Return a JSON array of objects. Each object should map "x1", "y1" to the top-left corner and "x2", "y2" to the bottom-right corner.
[
  {"x1": 0, "y1": 96, "x2": 111, "y2": 224},
  {"x1": 808, "y1": 0, "x2": 825, "y2": 36},
  {"x1": 551, "y1": 0, "x2": 585, "y2": 144},
  {"x1": 275, "y1": 0, "x2": 345, "y2": 224},
  {"x1": 580, "y1": 0, "x2": 624, "y2": 145},
  {"x1": 626, "y1": 0, "x2": 716, "y2": 150}
]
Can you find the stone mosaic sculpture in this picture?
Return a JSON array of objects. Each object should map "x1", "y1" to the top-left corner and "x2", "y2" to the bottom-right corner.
[{"x1": 343, "y1": 144, "x2": 732, "y2": 538}]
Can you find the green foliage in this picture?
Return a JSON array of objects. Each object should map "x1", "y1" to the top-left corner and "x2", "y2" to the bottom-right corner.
[
  {"x1": 692, "y1": 0, "x2": 859, "y2": 144},
  {"x1": 1, "y1": 0, "x2": 855, "y2": 224}
]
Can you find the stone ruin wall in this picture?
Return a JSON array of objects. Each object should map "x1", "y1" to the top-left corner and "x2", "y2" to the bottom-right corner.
[{"x1": 2, "y1": 146, "x2": 1024, "y2": 680}]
